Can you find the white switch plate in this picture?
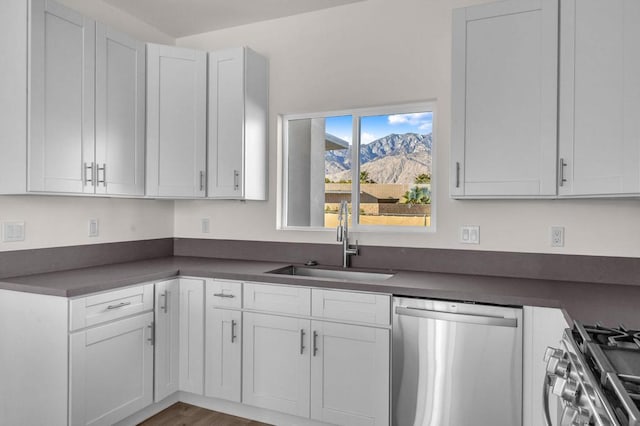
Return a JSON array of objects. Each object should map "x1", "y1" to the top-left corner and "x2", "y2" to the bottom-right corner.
[
  {"x1": 2, "y1": 221, "x2": 25, "y2": 242},
  {"x1": 551, "y1": 226, "x2": 564, "y2": 247},
  {"x1": 201, "y1": 218, "x2": 210, "y2": 233},
  {"x1": 88, "y1": 219, "x2": 99, "y2": 237},
  {"x1": 460, "y1": 225, "x2": 480, "y2": 244}
]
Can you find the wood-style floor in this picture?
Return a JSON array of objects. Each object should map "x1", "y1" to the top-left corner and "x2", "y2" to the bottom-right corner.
[{"x1": 138, "y1": 402, "x2": 272, "y2": 426}]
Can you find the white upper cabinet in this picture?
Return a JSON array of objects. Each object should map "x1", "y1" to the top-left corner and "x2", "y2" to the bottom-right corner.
[
  {"x1": 208, "y1": 47, "x2": 268, "y2": 200},
  {"x1": 95, "y1": 23, "x2": 145, "y2": 196},
  {"x1": 29, "y1": 0, "x2": 96, "y2": 194},
  {"x1": 451, "y1": 0, "x2": 558, "y2": 198},
  {"x1": 146, "y1": 44, "x2": 207, "y2": 198},
  {"x1": 558, "y1": 0, "x2": 640, "y2": 196},
  {"x1": 1, "y1": 0, "x2": 144, "y2": 196}
]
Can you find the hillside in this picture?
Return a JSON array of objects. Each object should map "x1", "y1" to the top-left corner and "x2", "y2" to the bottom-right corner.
[{"x1": 325, "y1": 133, "x2": 432, "y2": 184}]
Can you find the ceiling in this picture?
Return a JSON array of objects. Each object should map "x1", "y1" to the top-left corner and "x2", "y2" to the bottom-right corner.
[{"x1": 103, "y1": 0, "x2": 366, "y2": 38}]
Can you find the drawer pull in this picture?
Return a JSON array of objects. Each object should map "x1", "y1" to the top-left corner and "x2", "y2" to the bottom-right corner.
[
  {"x1": 106, "y1": 301, "x2": 132, "y2": 310},
  {"x1": 213, "y1": 293, "x2": 235, "y2": 298}
]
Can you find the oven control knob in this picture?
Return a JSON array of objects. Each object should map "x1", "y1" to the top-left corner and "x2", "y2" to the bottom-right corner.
[
  {"x1": 561, "y1": 379, "x2": 580, "y2": 404},
  {"x1": 544, "y1": 347, "x2": 570, "y2": 377},
  {"x1": 544, "y1": 346, "x2": 564, "y2": 362},
  {"x1": 571, "y1": 407, "x2": 591, "y2": 426},
  {"x1": 554, "y1": 358, "x2": 570, "y2": 377}
]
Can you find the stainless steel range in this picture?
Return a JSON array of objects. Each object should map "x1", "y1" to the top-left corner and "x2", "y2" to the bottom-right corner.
[{"x1": 544, "y1": 322, "x2": 640, "y2": 426}]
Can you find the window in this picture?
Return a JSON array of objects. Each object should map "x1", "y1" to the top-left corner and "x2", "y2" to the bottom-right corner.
[{"x1": 282, "y1": 102, "x2": 435, "y2": 231}]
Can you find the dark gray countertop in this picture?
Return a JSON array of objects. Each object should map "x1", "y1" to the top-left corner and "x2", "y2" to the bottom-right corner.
[{"x1": 2, "y1": 255, "x2": 639, "y2": 328}]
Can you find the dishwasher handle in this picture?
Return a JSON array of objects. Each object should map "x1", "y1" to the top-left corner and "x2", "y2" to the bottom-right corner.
[{"x1": 395, "y1": 306, "x2": 518, "y2": 328}]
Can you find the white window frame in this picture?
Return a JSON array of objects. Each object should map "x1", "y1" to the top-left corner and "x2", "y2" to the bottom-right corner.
[{"x1": 279, "y1": 101, "x2": 437, "y2": 233}]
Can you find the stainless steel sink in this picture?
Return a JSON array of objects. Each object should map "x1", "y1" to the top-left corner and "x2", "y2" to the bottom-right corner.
[{"x1": 267, "y1": 265, "x2": 394, "y2": 282}]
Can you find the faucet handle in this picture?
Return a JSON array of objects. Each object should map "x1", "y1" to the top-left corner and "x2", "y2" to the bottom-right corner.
[
  {"x1": 354, "y1": 239, "x2": 359, "y2": 253},
  {"x1": 337, "y1": 226, "x2": 343, "y2": 242}
]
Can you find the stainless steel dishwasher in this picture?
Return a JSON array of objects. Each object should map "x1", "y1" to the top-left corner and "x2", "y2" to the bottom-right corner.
[{"x1": 392, "y1": 297, "x2": 523, "y2": 426}]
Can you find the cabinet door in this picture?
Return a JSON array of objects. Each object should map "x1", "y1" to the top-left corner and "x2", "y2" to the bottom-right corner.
[
  {"x1": 205, "y1": 308, "x2": 242, "y2": 402},
  {"x1": 558, "y1": 0, "x2": 640, "y2": 196},
  {"x1": 30, "y1": 0, "x2": 95, "y2": 194},
  {"x1": 69, "y1": 312, "x2": 154, "y2": 426},
  {"x1": 523, "y1": 307, "x2": 568, "y2": 426},
  {"x1": 310, "y1": 321, "x2": 389, "y2": 426},
  {"x1": 95, "y1": 23, "x2": 145, "y2": 196},
  {"x1": 146, "y1": 44, "x2": 207, "y2": 198},
  {"x1": 242, "y1": 312, "x2": 310, "y2": 417},
  {"x1": 208, "y1": 48, "x2": 245, "y2": 198},
  {"x1": 179, "y1": 278, "x2": 205, "y2": 394},
  {"x1": 451, "y1": 0, "x2": 558, "y2": 197},
  {"x1": 154, "y1": 279, "x2": 180, "y2": 402}
]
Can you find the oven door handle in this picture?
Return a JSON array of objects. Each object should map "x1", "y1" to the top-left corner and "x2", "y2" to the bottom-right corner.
[
  {"x1": 394, "y1": 306, "x2": 518, "y2": 328},
  {"x1": 542, "y1": 374, "x2": 554, "y2": 426}
]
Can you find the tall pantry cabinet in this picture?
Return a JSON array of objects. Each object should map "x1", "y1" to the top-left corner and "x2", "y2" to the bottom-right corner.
[{"x1": 0, "y1": 0, "x2": 145, "y2": 196}]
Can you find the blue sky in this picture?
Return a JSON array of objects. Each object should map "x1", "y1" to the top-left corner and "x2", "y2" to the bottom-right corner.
[{"x1": 326, "y1": 112, "x2": 433, "y2": 145}]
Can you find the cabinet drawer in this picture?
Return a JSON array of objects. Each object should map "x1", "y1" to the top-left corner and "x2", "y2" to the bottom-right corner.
[
  {"x1": 69, "y1": 283, "x2": 154, "y2": 331},
  {"x1": 312, "y1": 289, "x2": 391, "y2": 326},
  {"x1": 243, "y1": 283, "x2": 310, "y2": 316},
  {"x1": 208, "y1": 279, "x2": 242, "y2": 309}
]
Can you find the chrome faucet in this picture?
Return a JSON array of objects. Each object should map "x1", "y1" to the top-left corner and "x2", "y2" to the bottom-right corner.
[{"x1": 337, "y1": 200, "x2": 358, "y2": 268}]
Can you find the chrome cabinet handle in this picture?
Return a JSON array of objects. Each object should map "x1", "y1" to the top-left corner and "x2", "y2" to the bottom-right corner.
[
  {"x1": 455, "y1": 162, "x2": 461, "y2": 188},
  {"x1": 200, "y1": 171, "x2": 205, "y2": 191},
  {"x1": 84, "y1": 162, "x2": 95, "y2": 186},
  {"x1": 106, "y1": 301, "x2": 131, "y2": 310},
  {"x1": 559, "y1": 158, "x2": 567, "y2": 187},
  {"x1": 231, "y1": 320, "x2": 237, "y2": 343},
  {"x1": 160, "y1": 291, "x2": 168, "y2": 313},
  {"x1": 300, "y1": 329, "x2": 305, "y2": 354},
  {"x1": 147, "y1": 322, "x2": 155, "y2": 346},
  {"x1": 213, "y1": 293, "x2": 235, "y2": 298},
  {"x1": 233, "y1": 170, "x2": 239, "y2": 190},
  {"x1": 395, "y1": 306, "x2": 517, "y2": 328},
  {"x1": 97, "y1": 163, "x2": 106, "y2": 187},
  {"x1": 313, "y1": 331, "x2": 318, "y2": 357}
]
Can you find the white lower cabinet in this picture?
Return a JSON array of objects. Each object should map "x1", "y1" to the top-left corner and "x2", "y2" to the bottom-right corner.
[
  {"x1": 241, "y1": 286, "x2": 391, "y2": 426},
  {"x1": 179, "y1": 278, "x2": 206, "y2": 394},
  {"x1": 242, "y1": 312, "x2": 311, "y2": 417},
  {"x1": 69, "y1": 311, "x2": 154, "y2": 426},
  {"x1": 205, "y1": 308, "x2": 242, "y2": 402},
  {"x1": 154, "y1": 279, "x2": 180, "y2": 402},
  {"x1": 310, "y1": 321, "x2": 389, "y2": 426}
]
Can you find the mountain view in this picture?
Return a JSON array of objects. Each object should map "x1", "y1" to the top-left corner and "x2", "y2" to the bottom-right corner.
[{"x1": 325, "y1": 133, "x2": 432, "y2": 184}]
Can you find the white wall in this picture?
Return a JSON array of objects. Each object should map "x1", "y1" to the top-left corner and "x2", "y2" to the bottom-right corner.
[
  {"x1": 57, "y1": 0, "x2": 174, "y2": 44},
  {"x1": 0, "y1": 0, "x2": 175, "y2": 252},
  {"x1": 174, "y1": 0, "x2": 640, "y2": 257}
]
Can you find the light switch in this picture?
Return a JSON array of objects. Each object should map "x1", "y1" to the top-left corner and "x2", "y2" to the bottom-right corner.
[
  {"x1": 460, "y1": 225, "x2": 480, "y2": 244},
  {"x1": 201, "y1": 218, "x2": 210, "y2": 233},
  {"x1": 88, "y1": 219, "x2": 99, "y2": 237},
  {"x1": 2, "y1": 221, "x2": 25, "y2": 242}
]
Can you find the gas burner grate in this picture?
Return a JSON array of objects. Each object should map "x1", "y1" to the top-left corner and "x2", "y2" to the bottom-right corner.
[{"x1": 583, "y1": 324, "x2": 640, "y2": 350}]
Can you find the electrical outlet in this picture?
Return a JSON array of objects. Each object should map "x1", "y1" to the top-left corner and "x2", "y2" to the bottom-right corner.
[
  {"x1": 88, "y1": 219, "x2": 99, "y2": 237},
  {"x1": 460, "y1": 226, "x2": 480, "y2": 244},
  {"x1": 2, "y1": 221, "x2": 25, "y2": 242},
  {"x1": 551, "y1": 226, "x2": 564, "y2": 247},
  {"x1": 201, "y1": 218, "x2": 210, "y2": 234}
]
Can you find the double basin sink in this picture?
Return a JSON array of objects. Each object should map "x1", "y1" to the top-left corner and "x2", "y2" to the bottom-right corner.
[{"x1": 267, "y1": 265, "x2": 394, "y2": 283}]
